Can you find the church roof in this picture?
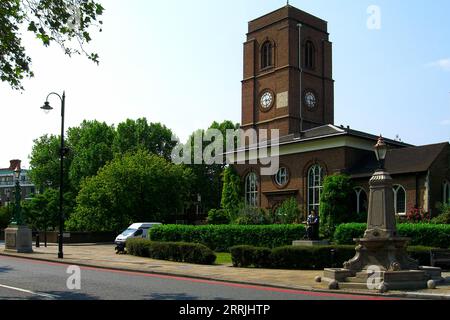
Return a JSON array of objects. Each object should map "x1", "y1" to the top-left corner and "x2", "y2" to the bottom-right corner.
[{"x1": 349, "y1": 142, "x2": 449, "y2": 178}]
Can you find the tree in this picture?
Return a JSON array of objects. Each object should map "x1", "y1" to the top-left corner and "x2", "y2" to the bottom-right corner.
[
  {"x1": 113, "y1": 118, "x2": 177, "y2": 161},
  {"x1": 319, "y1": 174, "x2": 354, "y2": 238},
  {"x1": 66, "y1": 150, "x2": 193, "y2": 232},
  {"x1": 185, "y1": 120, "x2": 240, "y2": 214},
  {"x1": 0, "y1": 204, "x2": 13, "y2": 229},
  {"x1": 67, "y1": 120, "x2": 115, "y2": 190},
  {"x1": 0, "y1": 0, "x2": 104, "y2": 90},
  {"x1": 22, "y1": 188, "x2": 59, "y2": 231},
  {"x1": 221, "y1": 166, "x2": 241, "y2": 215},
  {"x1": 274, "y1": 197, "x2": 303, "y2": 225},
  {"x1": 28, "y1": 134, "x2": 73, "y2": 191}
]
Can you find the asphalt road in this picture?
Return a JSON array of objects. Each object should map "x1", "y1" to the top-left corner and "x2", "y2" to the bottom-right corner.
[{"x1": 0, "y1": 255, "x2": 394, "y2": 301}]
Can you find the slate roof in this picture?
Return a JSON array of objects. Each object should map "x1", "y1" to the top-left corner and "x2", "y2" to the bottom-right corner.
[{"x1": 349, "y1": 142, "x2": 449, "y2": 178}]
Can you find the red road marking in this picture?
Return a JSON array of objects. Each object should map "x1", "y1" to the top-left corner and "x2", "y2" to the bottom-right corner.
[{"x1": 0, "y1": 255, "x2": 397, "y2": 300}]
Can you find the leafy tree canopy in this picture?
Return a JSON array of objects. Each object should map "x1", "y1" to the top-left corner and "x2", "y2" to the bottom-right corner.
[
  {"x1": 66, "y1": 150, "x2": 193, "y2": 232},
  {"x1": 1, "y1": 0, "x2": 104, "y2": 90}
]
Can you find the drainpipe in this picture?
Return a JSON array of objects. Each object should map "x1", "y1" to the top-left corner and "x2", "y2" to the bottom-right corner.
[{"x1": 297, "y1": 23, "x2": 303, "y2": 134}]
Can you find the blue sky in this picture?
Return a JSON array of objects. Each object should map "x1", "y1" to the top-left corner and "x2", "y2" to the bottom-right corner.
[{"x1": 1, "y1": 0, "x2": 449, "y2": 168}]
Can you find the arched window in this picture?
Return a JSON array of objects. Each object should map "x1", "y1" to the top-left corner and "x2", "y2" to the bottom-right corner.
[
  {"x1": 274, "y1": 167, "x2": 289, "y2": 187},
  {"x1": 261, "y1": 41, "x2": 273, "y2": 69},
  {"x1": 307, "y1": 165, "x2": 324, "y2": 213},
  {"x1": 393, "y1": 185, "x2": 406, "y2": 215},
  {"x1": 353, "y1": 187, "x2": 368, "y2": 214},
  {"x1": 443, "y1": 180, "x2": 450, "y2": 205},
  {"x1": 245, "y1": 172, "x2": 259, "y2": 207},
  {"x1": 304, "y1": 41, "x2": 315, "y2": 70}
]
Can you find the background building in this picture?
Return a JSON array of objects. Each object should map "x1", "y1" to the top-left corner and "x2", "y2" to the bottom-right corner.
[
  {"x1": 0, "y1": 160, "x2": 36, "y2": 207},
  {"x1": 235, "y1": 5, "x2": 450, "y2": 217}
]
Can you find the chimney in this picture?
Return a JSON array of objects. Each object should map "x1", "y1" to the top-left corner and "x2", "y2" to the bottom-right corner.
[{"x1": 9, "y1": 160, "x2": 21, "y2": 170}]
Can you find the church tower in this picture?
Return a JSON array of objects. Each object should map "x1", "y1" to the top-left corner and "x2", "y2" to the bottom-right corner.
[{"x1": 241, "y1": 5, "x2": 334, "y2": 138}]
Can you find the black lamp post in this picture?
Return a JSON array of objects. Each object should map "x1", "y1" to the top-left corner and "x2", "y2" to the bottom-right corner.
[
  {"x1": 374, "y1": 135, "x2": 388, "y2": 170},
  {"x1": 41, "y1": 91, "x2": 66, "y2": 259},
  {"x1": 10, "y1": 166, "x2": 23, "y2": 226}
]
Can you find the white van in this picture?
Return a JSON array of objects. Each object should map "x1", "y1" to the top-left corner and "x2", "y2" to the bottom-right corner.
[{"x1": 115, "y1": 222, "x2": 162, "y2": 245}]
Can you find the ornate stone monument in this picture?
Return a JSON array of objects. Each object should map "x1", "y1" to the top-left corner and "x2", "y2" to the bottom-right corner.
[
  {"x1": 4, "y1": 166, "x2": 33, "y2": 254},
  {"x1": 322, "y1": 137, "x2": 442, "y2": 292}
]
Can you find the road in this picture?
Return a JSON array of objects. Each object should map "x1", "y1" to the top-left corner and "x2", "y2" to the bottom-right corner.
[{"x1": 0, "y1": 255, "x2": 395, "y2": 301}]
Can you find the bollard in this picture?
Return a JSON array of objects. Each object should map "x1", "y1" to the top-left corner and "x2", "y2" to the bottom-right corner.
[
  {"x1": 36, "y1": 233, "x2": 40, "y2": 248},
  {"x1": 330, "y1": 249, "x2": 336, "y2": 268}
]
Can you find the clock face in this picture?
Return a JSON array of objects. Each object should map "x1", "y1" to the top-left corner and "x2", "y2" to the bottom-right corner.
[
  {"x1": 305, "y1": 92, "x2": 317, "y2": 109},
  {"x1": 260, "y1": 91, "x2": 274, "y2": 110}
]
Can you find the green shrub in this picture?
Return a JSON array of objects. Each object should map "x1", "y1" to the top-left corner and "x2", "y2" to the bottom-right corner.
[
  {"x1": 319, "y1": 174, "x2": 355, "y2": 238},
  {"x1": 234, "y1": 205, "x2": 273, "y2": 225},
  {"x1": 334, "y1": 223, "x2": 450, "y2": 248},
  {"x1": 126, "y1": 238, "x2": 216, "y2": 265},
  {"x1": 230, "y1": 244, "x2": 436, "y2": 270},
  {"x1": 207, "y1": 209, "x2": 230, "y2": 225},
  {"x1": 149, "y1": 224, "x2": 306, "y2": 252},
  {"x1": 333, "y1": 223, "x2": 367, "y2": 244},
  {"x1": 230, "y1": 245, "x2": 355, "y2": 270},
  {"x1": 274, "y1": 197, "x2": 303, "y2": 224},
  {"x1": 432, "y1": 204, "x2": 450, "y2": 224},
  {"x1": 0, "y1": 205, "x2": 13, "y2": 229}
]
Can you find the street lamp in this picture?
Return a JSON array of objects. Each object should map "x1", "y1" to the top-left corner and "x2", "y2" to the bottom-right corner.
[
  {"x1": 41, "y1": 91, "x2": 66, "y2": 259},
  {"x1": 374, "y1": 135, "x2": 388, "y2": 170},
  {"x1": 10, "y1": 165, "x2": 23, "y2": 226}
]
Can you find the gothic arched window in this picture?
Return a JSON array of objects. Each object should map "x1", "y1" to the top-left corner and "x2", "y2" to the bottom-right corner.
[
  {"x1": 261, "y1": 41, "x2": 273, "y2": 69},
  {"x1": 393, "y1": 185, "x2": 406, "y2": 215},
  {"x1": 307, "y1": 165, "x2": 325, "y2": 213},
  {"x1": 353, "y1": 187, "x2": 368, "y2": 214},
  {"x1": 443, "y1": 180, "x2": 450, "y2": 205},
  {"x1": 304, "y1": 41, "x2": 315, "y2": 70},
  {"x1": 245, "y1": 172, "x2": 259, "y2": 207}
]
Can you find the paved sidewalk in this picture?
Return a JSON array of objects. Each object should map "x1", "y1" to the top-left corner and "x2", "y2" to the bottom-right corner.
[{"x1": 1, "y1": 244, "x2": 449, "y2": 299}]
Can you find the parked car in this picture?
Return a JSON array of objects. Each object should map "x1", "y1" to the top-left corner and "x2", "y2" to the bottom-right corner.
[{"x1": 114, "y1": 222, "x2": 162, "y2": 253}]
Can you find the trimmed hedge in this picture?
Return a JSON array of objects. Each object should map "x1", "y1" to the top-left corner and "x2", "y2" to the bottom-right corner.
[
  {"x1": 334, "y1": 223, "x2": 450, "y2": 248},
  {"x1": 230, "y1": 245, "x2": 355, "y2": 270},
  {"x1": 149, "y1": 224, "x2": 306, "y2": 252},
  {"x1": 230, "y1": 245, "x2": 437, "y2": 270},
  {"x1": 126, "y1": 239, "x2": 216, "y2": 265}
]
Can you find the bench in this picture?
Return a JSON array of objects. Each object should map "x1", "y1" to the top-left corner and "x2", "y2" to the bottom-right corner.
[{"x1": 430, "y1": 249, "x2": 450, "y2": 268}]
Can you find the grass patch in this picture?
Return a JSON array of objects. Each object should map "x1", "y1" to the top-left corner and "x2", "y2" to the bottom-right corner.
[{"x1": 215, "y1": 252, "x2": 232, "y2": 265}]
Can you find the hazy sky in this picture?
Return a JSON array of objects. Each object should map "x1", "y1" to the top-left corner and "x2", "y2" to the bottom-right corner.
[{"x1": 1, "y1": 0, "x2": 449, "y2": 168}]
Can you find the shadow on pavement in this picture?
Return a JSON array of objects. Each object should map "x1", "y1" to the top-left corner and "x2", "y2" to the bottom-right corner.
[
  {"x1": 0, "y1": 266, "x2": 14, "y2": 274},
  {"x1": 46, "y1": 291, "x2": 100, "y2": 300}
]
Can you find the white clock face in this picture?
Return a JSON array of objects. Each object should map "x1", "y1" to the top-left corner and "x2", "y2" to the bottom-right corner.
[
  {"x1": 260, "y1": 91, "x2": 274, "y2": 110},
  {"x1": 305, "y1": 92, "x2": 317, "y2": 109}
]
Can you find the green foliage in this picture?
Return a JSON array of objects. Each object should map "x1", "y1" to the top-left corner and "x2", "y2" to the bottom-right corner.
[
  {"x1": 66, "y1": 150, "x2": 193, "y2": 232},
  {"x1": 184, "y1": 121, "x2": 240, "y2": 215},
  {"x1": 319, "y1": 174, "x2": 354, "y2": 238},
  {"x1": 274, "y1": 197, "x2": 303, "y2": 224},
  {"x1": 230, "y1": 245, "x2": 355, "y2": 270},
  {"x1": 149, "y1": 224, "x2": 306, "y2": 252},
  {"x1": 126, "y1": 239, "x2": 216, "y2": 265},
  {"x1": 432, "y1": 204, "x2": 450, "y2": 224},
  {"x1": 67, "y1": 120, "x2": 115, "y2": 190},
  {"x1": 1, "y1": 0, "x2": 104, "y2": 90},
  {"x1": 233, "y1": 205, "x2": 273, "y2": 225},
  {"x1": 333, "y1": 223, "x2": 367, "y2": 245},
  {"x1": 207, "y1": 209, "x2": 230, "y2": 225},
  {"x1": 229, "y1": 244, "x2": 438, "y2": 270},
  {"x1": 220, "y1": 166, "x2": 241, "y2": 214},
  {"x1": 0, "y1": 205, "x2": 13, "y2": 229},
  {"x1": 113, "y1": 118, "x2": 177, "y2": 161},
  {"x1": 230, "y1": 245, "x2": 272, "y2": 268},
  {"x1": 28, "y1": 134, "x2": 72, "y2": 191},
  {"x1": 334, "y1": 223, "x2": 450, "y2": 248},
  {"x1": 22, "y1": 188, "x2": 59, "y2": 231}
]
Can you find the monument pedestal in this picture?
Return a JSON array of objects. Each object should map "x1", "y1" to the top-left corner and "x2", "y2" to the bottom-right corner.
[{"x1": 4, "y1": 225, "x2": 33, "y2": 253}]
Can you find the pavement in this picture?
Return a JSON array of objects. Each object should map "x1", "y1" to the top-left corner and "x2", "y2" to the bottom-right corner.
[{"x1": 1, "y1": 243, "x2": 449, "y2": 300}]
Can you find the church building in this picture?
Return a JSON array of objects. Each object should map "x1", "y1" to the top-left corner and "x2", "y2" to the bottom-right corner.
[{"x1": 233, "y1": 5, "x2": 450, "y2": 217}]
